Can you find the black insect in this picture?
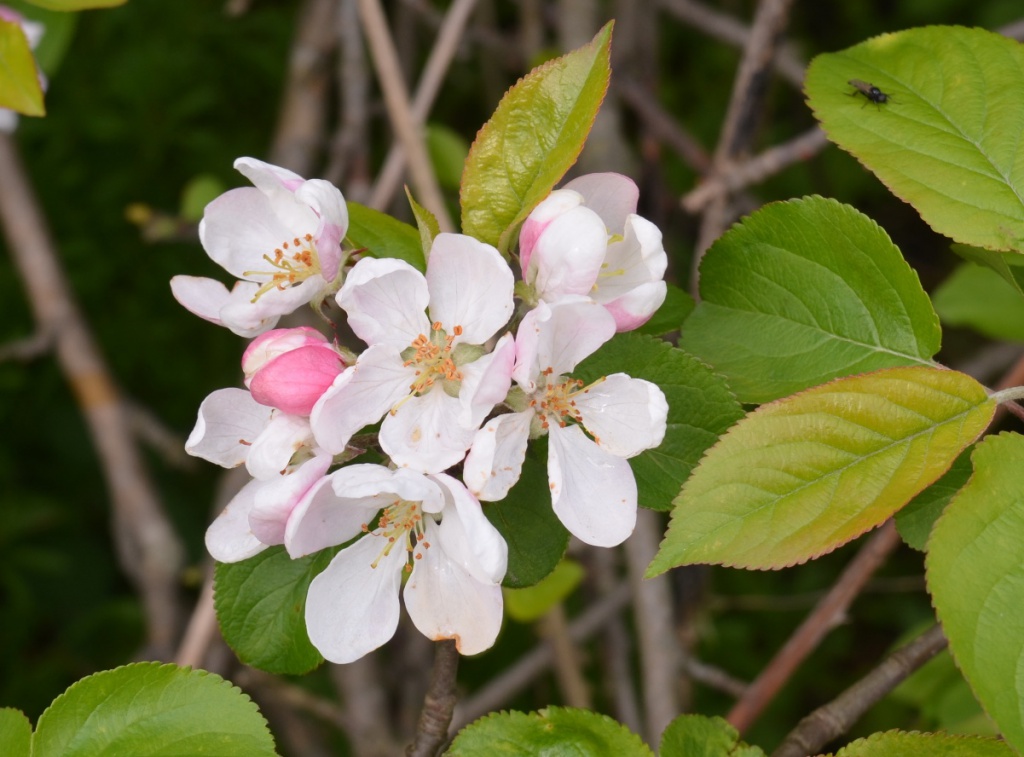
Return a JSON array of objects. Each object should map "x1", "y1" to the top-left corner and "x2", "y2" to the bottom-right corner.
[{"x1": 848, "y1": 79, "x2": 892, "y2": 109}]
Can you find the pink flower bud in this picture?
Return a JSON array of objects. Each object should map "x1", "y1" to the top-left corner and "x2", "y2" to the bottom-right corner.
[{"x1": 243, "y1": 327, "x2": 345, "y2": 415}]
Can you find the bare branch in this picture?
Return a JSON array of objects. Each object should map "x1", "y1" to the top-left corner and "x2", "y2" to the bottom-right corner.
[
  {"x1": 407, "y1": 639, "x2": 460, "y2": 757},
  {"x1": 0, "y1": 326, "x2": 53, "y2": 362},
  {"x1": 538, "y1": 603, "x2": 592, "y2": 708},
  {"x1": 330, "y1": 654, "x2": 402, "y2": 757}
]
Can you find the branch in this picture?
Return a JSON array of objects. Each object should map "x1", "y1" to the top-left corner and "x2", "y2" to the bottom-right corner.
[
  {"x1": 772, "y1": 624, "x2": 948, "y2": 757},
  {"x1": 538, "y1": 603, "x2": 592, "y2": 708},
  {"x1": 615, "y1": 78, "x2": 711, "y2": 174},
  {"x1": 726, "y1": 520, "x2": 903, "y2": 734},
  {"x1": 407, "y1": 639, "x2": 460, "y2": 757}
]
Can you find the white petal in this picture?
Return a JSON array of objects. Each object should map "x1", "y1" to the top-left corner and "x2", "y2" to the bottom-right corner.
[
  {"x1": 380, "y1": 388, "x2": 475, "y2": 473},
  {"x1": 432, "y1": 472, "x2": 508, "y2": 583},
  {"x1": 305, "y1": 535, "x2": 406, "y2": 664},
  {"x1": 246, "y1": 413, "x2": 314, "y2": 480},
  {"x1": 548, "y1": 424, "x2": 637, "y2": 547},
  {"x1": 338, "y1": 257, "x2": 430, "y2": 347},
  {"x1": 562, "y1": 173, "x2": 639, "y2": 236},
  {"x1": 404, "y1": 520, "x2": 504, "y2": 656},
  {"x1": 204, "y1": 478, "x2": 269, "y2": 563},
  {"x1": 186, "y1": 388, "x2": 273, "y2": 468},
  {"x1": 519, "y1": 190, "x2": 583, "y2": 276},
  {"x1": 458, "y1": 332, "x2": 515, "y2": 430},
  {"x1": 513, "y1": 299, "x2": 616, "y2": 389},
  {"x1": 531, "y1": 206, "x2": 607, "y2": 301},
  {"x1": 426, "y1": 233, "x2": 514, "y2": 345},
  {"x1": 463, "y1": 411, "x2": 532, "y2": 502},
  {"x1": 310, "y1": 345, "x2": 413, "y2": 454},
  {"x1": 170, "y1": 277, "x2": 276, "y2": 337},
  {"x1": 234, "y1": 157, "x2": 304, "y2": 194},
  {"x1": 575, "y1": 374, "x2": 668, "y2": 458},
  {"x1": 295, "y1": 179, "x2": 348, "y2": 281},
  {"x1": 249, "y1": 453, "x2": 332, "y2": 545}
]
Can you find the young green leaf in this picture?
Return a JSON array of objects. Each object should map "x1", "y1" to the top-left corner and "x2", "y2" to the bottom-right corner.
[
  {"x1": 425, "y1": 123, "x2": 469, "y2": 191},
  {"x1": 0, "y1": 18, "x2": 44, "y2": 116},
  {"x1": 681, "y1": 196, "x2": 940, "y2": 404},
  {"x1": 346, "y1": 201, "x2": 425, "y2": 271},
  {"x1": 806, "y1": 26, "x2": 1024, "y2": 253},
  {"x1": 932, "y1": 263, "x2": 1024, "y2": 342},
  {"x1": 927, "y1": 432, "x2": 1024, "y2": 752},
  {"x1": 215, "y1": 546, "x2": 336, "y2": 675},
  {"x1": 826, "y1": 730, "x2": 1013, "y2": 757},
  {"x1": 952, "y1": 243, "x2": 1024, "y2": 296},
  {"x1": 405, "y1": 187, "x2": 440, "y2": 258},
  {"x1": 0, "y1": 709, "x2": 30, "y2": 757},
  {"x1": 659, "y1": 714, "x2": 765, "y2": 757},
  {"x1": 575, "y1": 334, "x2": 743, "y2": 511},
  {"x1": 31, "y1": 663, "x2": 277, "y2": 757},
  {"x1": 461, "y1": 22, "x2": 612, "y2": 254},
  {"x1": 448, "y1": 707, "x2": 653, "y2": 756},
  {"x1": 895, "y1": 451, "x2": 972, "y2": 552},
  {"x1": 649, "y1": 366, "x2": 995, "y2": 573},
  {"x1": 504, "y1": 558, "x2": 584, "y2": 623}
]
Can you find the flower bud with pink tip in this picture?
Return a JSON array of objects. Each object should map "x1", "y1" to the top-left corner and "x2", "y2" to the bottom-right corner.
[{"x1": 242, "y1": 327, "x2": 346, "y2": 416}]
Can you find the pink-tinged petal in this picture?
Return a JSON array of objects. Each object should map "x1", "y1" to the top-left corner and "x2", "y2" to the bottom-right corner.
[
  {"x1": 404, "y1": 520, "x2": 504, "y2": 656},
  {"x1": 338, "y1": 257, "x2": 430, "y2": 347},
  {"x1": 204, "y1": 478, "x2": 269, "y2": 563},
  {"x1": 170, "y1": 276, "x2": 275, "y2": 337},
  {"x1": 513, "y1": 299, "x2": 616, "y2": 390},
  {"x1": 245, "y1": 413, "x2": 313, "y2": 479},
  {"x1": 432, "y1": 472, "x2": 508, "y2": 583},
  {"x1": 463, "y1": 411, "x2": 532, "y2": 502},
  {"x1": 530, "y1": 206, "x2": 607, "y2": 300},
  {"x1": 574, "y1": 374, "x2": 668, "y2": 458},
  {"x1": 380, "y1": 388, "x2": 475, "y2": 473},
  {"x1": 285, "y1": 464, "x2": 395, "y2": 557},
  {"x1": 249, "y1": 453, "x2": 332, "y2": 545},
  {"x1": 519, "y1": 190, "x2": 583, "y2": 276},
  {"x1": 548, "y1": 424, "x2": 637, "y2": 547},
  {"x1": 426, "y1": 233, "x2": 514, "y2": 345},
  {"x1": 603, "y1": 281, "x2": 667, "y2": 332},
  {"x1": 458, "y1": 333, "x2": 515, "y2": 430},
  {"x1": 305, "y1": 535, "x2": 406, "y2": 664},
  {"x1": 310, "y1": 345, "x2": 413, "y2": 454},
  {"x1": 219, "y1": 275, "x2": 325, "y2": 325},
  {"x1": 593, "y1": 215, "x2": 667, "y2": 331},
  {"x1": 249, "y1": 344, "x2": 345, "y2": 415},
  {"x1": 243, "y1": 326, "x2": 328, "y2": 381},
  {"x1": 563, "y1": 173, "x2": 639, "y2": 236},
  {"x1": 296, "y1": 179, "x2": 348, "y2": 281},
  {"x1": 234, "y1": 156, "x2": 305, "y2": 195},
  {"x1": 186, "y1": 388, "x2": 274, "y2": 468}
]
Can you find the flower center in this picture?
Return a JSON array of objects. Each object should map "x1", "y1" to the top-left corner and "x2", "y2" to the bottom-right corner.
[
  {"x1": 363, "y1": 498, "x2": 431, "y2": 572},
  {"x1": 401, "y1": 322, "x2": 464, "y2": 396},
  {"x1": 244, "y1": 233, "x2": 322, "y2": 302},
  {"x1": 529, "y1": 368, "x2": 599, "y2": 430}
]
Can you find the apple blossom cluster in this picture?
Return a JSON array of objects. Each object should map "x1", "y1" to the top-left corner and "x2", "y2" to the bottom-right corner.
[{"x1": 175, "y1": 157, "x2": 669, "y2": 663}]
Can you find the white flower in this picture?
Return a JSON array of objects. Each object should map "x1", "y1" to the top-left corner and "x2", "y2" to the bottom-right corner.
[
  {"x1": 519, "y1": 173, "x2": 668, "y2": 331},
  {"x1": 311, "y1": 233, "x2": 515, "y2": 473},
  {"x1": 171, "y1": 157, "x2": 348, "y2": 336},
  {"x1": 464, "y1": 298, "x2": 668, "y2": 547},
  {"x1": 284, "y1": 465, "x2": 507, "y2": 663}
]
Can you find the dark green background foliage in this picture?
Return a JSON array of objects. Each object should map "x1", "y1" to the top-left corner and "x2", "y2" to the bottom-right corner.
[{"x1": 0, "y1": 0, "x2": 1016, "y2": 752}]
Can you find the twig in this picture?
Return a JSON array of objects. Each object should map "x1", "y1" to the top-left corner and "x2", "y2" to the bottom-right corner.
[
  {"x1": 682, "y1": 127, "x2": 829, "y2": 213},
  {"x1": 357, "y1": 0, "x2": 454, "y2": 230},
  {"x1": 451, "y1": 580, "x2": 632, "y2": 731},
  {"x1": 998, "y1": 18, "x2": 1024, "y2": 41},
  {"x1": 330, "y1": 654, "x2": 402, "y2": 757},
  {"x1": 326, "y1": 0, "x2": 371, "y2": 200},
  {"x1": 0, "y1": 326, "x2": 53, "y2": 361},
  {"x1": 368, "y1": 0, "x2": 480, "y2": 212},
  {"x1": 124, "y1": 397, "x2": 196, "y2": 471},
  {"x1": 407, "y1": 639, "x2": 460, "y2": 757},
  {"x1": 726, "y1": 519, "x2": 903, "y2": 734},
  {"x1": 175, "y1": 570, "x2": 217, "y2": 669},
  {"x1": 0, "y1": 133, "x2": 184, "y2": 658},
  {"x1": 684, "y1": 657, "x2": 748, "y2": 698},
  {"x1": 988, "y1": 351, "x2": 1024, "y2": 427},
  {"x1": 656, "y1": 0, "x2": 805, "y2": 87},
  {"x1": 772, "y1": 624, "x2": 948, "y2": 757},
  {"x1": 615, "y1": 78, "x2": 711, "y2": 174},
  {"x1": 235, "y1": 667, "x2": 347, "y2": 728},
  {"x1": 538, "y1": 603, "x2": 592, "y2": 708}
]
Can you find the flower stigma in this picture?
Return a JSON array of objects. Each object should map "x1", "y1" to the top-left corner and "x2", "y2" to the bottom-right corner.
[
  {"x1": 531, "y1": 368, "x2": 607, "y2": 432},
  {"x1": 398, "y1": 322, "x2": 464, "y2": 401},
  {"x1": 244, "y1": 233, "x2": 322, "y2": 302},
  {"x1": 362, "y1": 497, "x2": 430, "y2": 572}
]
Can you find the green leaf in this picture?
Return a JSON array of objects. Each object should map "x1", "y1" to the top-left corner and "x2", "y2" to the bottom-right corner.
[
  {"x1": 425, "y1": 123, "x2": 469, "y2": 191},
  {"x1": 933, "y1": 263, "x2": 1024, "y2": 341},
  {"x1": 927, "y1": 432, "x2": 1024, "y2": 751},
  {"x1": 575, "y1": 334, "x2": 744, "y2": 511},
  {"x1": 215, "y1": 546, "x2": 334, "y2": 675},
  {"x1": 31, "y1": 663, "x2": 277, "y2": 756},
  {"x1": 634, "y1": 283, "x2": 695, "y2": 336},
  {"x1": 681, "y1": 196, "x2": 940, "y2": 404},
  {"x1": 649, "y1": 366, "x2": 995, "y2": 573},
  {"x1": 180, "y1": 174, "x2": 226, "y2": 222},
  {"x1": 406, "y1": 186, "x2": 439, "y2": 258},
  {"x1": 952, "y1": 243, "x2": 1024, "y2": 296},
  {"x1": 460, "y1": 22, "x2": 612, "y2": 254},
  {"x1": 0, "y1": 709, "x2": 31, "y2": 757},
  {"x1": 0, "y1": 18, "x2": 44, "y2": 116},
  {"x1": 483, "y1": 452, "x2": 569, "y2": 588},
  {"x1": 659, "y1": 714, "x2": 765, "y2": 757},
  {"x1": 504, "y1": 558, "x2": 584, "y2": 623},
  {"x1": 3, "y1": 2, "x2": 77, "y2": 76},
  {"x1": 805, "y1": 26, "x2": 1024, "y2": 253},
  {"x1": 447, "y1": 707, "x2": 653, "y2": 756},
  {"x1": 346, "y1": 201, "x2": 425, "y2": 272},
  {"x1": 24, "y1": 0, "x2": 126, "y2": 9},
  {"x1": 895, "y1": 451, "x2": 972, "y2": 552},
  {"x1": 826, "y1": 730, "x2": 1013, "y2": 757}
]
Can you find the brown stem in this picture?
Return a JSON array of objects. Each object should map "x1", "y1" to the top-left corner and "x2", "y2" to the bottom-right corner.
[
  {"x1": 407, "y1": 639, "x2": 461, "y2": 756},
  {"x1": 538, "y1": 603, "x2": 592, "y2": 708},
  {"x1": 772, "y1": 624, "x2": 947, "y2": 757},
  {"x1": 726, "y1": 519, "x2": 903, "y2": 734}
]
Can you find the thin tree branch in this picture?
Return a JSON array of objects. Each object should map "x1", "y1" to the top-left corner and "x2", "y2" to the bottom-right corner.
[
  {"x1": 538, "y1": 603, "x2": 592, "y2": 709},
  {"x1": 0, "y1": 326, "x2": 53, "y2": 361},
  {"x1": 326, "y1": 0, "x2": 372, "y2": 200},
  {"x1": 358, "y1": 0, "x2": 454, "y2": 230},
  {"x1": 772, "y1": 624, "x2": 948, "y2": 757},
  {"x1": 330, "y1": 654, "x2": 401, "y2": 757},
  {"x1": 684, "y1": 657, "x2": 749, "y2": 698},
  {"x1": 0, "y1": 133, "x2": 185, "y2": 658},
  {"x1": 175, "y1": 570, "x2": 217, "y2": 669},
  {"x1": 407, "y1": 639, "x2": 460, "y2": 757},
  {"x1": 615, "y1": 77, "x2": 711, "y2": 174},
  {"x1": 726, "y1": 519, "x2": 903, "y2": 734}
]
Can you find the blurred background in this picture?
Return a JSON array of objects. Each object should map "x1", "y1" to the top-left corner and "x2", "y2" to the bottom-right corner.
[{"x1": 1, "y1": 1, "x2": 1020, "y2": 754}]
